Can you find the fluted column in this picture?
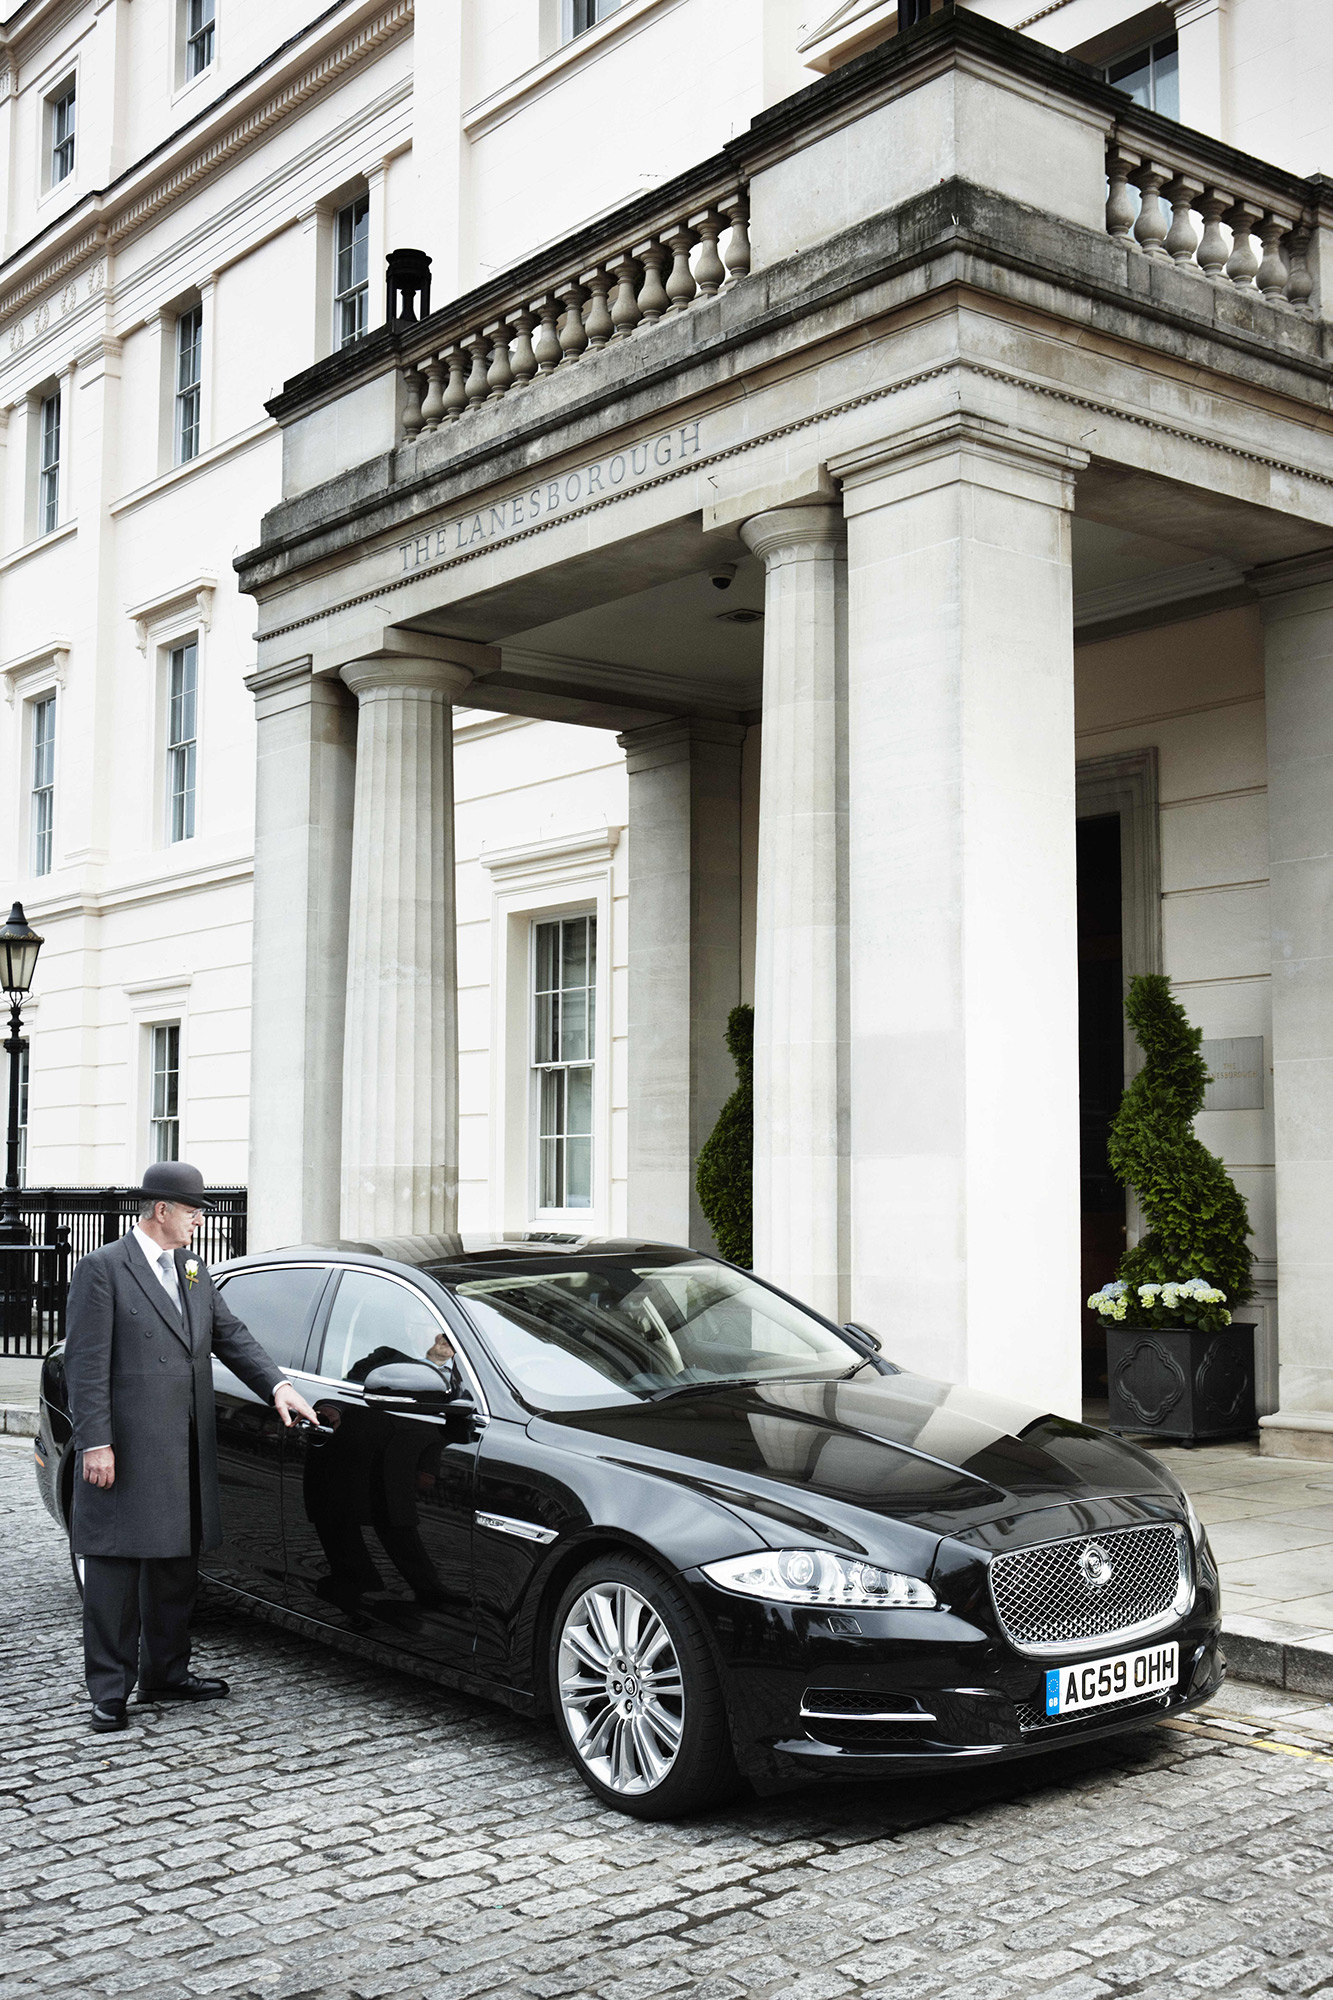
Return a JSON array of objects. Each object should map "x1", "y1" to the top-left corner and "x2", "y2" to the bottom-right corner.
[
  {"x1": 740, "y1": 507, "x2": 847, "y2": 1320},
  {"x1": 339, "y1": 655, "x2": 474, "y2": 1241}
]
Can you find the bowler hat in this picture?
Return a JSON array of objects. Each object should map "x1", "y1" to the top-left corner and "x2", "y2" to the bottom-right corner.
[{"x1": 138, "y1": 1161, "x2": 216, "y2": 1212}]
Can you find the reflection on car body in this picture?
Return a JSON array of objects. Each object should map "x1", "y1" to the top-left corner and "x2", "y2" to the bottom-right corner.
[{"x1": 34, "y1": 1237, "x2": 1224, "y2": 1819}]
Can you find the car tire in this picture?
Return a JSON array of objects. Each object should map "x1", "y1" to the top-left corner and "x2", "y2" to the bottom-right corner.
[{"x1": 549, "y1": 1553, "x2": 740, "y2": 1820}]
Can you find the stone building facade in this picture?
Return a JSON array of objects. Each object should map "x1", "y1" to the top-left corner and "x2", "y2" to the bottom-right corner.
[{"x1": 4, "y1": 0, "x2": 1333, "y2": 1446}]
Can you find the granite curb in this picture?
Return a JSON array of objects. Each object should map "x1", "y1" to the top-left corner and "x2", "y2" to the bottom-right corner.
[{"x1": 1, "y1": 1402, "x2": 38, "y2": 1437}]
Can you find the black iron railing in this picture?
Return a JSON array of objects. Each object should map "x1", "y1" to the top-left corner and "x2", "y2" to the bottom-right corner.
[
  {"x1": 0, "y1": 1188, "x2": 246, "y2": 1357},
  {"x1": 0, "y1": 1240, "x2": 71, "y2": 1356}
]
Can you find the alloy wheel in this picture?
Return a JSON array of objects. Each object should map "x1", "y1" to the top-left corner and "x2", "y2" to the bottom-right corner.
[{"x1": 558, "y1": 1581, "x2": 685, "y2": 1794}]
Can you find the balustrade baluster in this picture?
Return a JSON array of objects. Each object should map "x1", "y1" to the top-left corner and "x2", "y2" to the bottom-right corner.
[
  {"x1": 633, "y1": 240, "x2": 669, "y2": 324},
  {"x1": 463, "y1": 332, "x2": 491, "y2": 406},
  {"x1": 419, "y1": 357, "x2": 447, "y2": 431},
  {"x1": 609, "y1": 254, "x2": 642, "y2": 338},
  {"x1": 509, "y1": 309, "x2": 538, "y2": 385},
  {"x1": 533, "y1": 296, "x2": 562, "y2": 373},
  {"x1": 1196, "y1": 190, "x2": 1231, "y2": 281},
  {"x1": 1287, "y1": 225, "x2": 1315, "y2": 316},
  {"x1": 402, "y1": 365, "x2": 425, "y2": 435},
  {"x1": 664, "y1": 225, "x2": 697, "y2": 312},
  {"x1": 1132, "y1": 163, "x2": 1170, "y2": 259},
  {"x1": 1105, "y1": 150, "x2": 1138, "y2": 246},
  {"x1": 688, "y1": 209, "x2": 726, "y2": 296},
  {"x1": 1164, "y1": 177, "x2": 1202, "y2": 266},
  {"x1": 720, "y1": 193, "x2": 750, "y2": 286},
  {"x1": 443, "y1": 347, "x2": 469, "y2": 421},
  {"x1": 1257, "y1": 213, "x2": 1291, "y2": 304},
  {"x1": 1225, "y1": 203, "x2": 1262, "y2": 289},
  {"x1": 581, "y1": 269, "x2": 613, "y2": 348},
  {"x1": 485, "y1": 321, "x2": 513, "y2": 398},
  {"x1": 556, "y1": 281, "x2": 589, "y2": 364}
]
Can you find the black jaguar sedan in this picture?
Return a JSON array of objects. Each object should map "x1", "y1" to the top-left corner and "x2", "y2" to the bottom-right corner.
[{"x1": 35, "y1": 1237, "x2": 1223, "y2": 1817}]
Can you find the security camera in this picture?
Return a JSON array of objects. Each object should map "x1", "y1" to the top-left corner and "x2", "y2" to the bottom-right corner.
[{"x1": 711, "y1": 563, "x2": 738, "y2": 591}]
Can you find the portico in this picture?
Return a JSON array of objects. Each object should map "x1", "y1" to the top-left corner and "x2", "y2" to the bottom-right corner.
[{"x1": 238, "y1": 10, "x2": 1333, "y2": 1432}]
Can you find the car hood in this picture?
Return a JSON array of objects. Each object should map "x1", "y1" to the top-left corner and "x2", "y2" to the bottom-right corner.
[{"x1": 536, "y1": 1369, "x2": 1182, "y2": 1549}]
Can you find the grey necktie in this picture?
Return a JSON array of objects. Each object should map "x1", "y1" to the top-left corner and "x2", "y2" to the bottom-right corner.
[{"x1": 158, "y1": 1249, "x2": 183, "y2": 1318}]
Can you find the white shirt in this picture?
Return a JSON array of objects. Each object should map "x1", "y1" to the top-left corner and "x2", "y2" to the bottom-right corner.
[{"x1": 132, "y1": 1223, "x2": 183, "y2": 1312}]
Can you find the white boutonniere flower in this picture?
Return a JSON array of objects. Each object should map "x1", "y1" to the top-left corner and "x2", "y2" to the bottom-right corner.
[{"x1": 185, "y1": 1258, "x2": 200, "y2": 1289}]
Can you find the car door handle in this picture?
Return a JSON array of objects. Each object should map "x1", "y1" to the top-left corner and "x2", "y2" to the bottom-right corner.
[{"x1": 294, "y1": 1419, "x2": 336, "y2": 1445}]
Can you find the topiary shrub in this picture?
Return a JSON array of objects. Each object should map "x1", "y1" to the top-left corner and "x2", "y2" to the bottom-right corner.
[
  {"x1": 1107, "y1": 973, "x2": 1254, "y2": 1306},
  {"x1": 696, "y1": 1003, "x2": 754, "y2": 1266}
]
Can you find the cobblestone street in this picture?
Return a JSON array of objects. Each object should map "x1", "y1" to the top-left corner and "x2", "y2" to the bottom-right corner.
[{"x1": 5, "y1": 1440, "x2": 1333, "y2": 2000}]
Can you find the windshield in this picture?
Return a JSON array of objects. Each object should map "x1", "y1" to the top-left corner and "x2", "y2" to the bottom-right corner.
[{"x1": 441, "y1": 1255, "x2": 861, "y2": 1412}]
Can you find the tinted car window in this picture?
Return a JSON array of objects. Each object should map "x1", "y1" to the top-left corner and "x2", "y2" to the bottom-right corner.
[
  {"x1": 450, "y1": 1257, "x2": 859, "y2": 1412},
  {"x1": 320, "y1": 1270, "x2": 455, "y2": 1383},
  {"x1": 217, "y1": 1266, "x2": 327, "y2": 1370}
]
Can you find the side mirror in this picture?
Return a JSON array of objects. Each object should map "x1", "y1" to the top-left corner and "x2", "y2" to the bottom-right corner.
[
  {"x1": 362, "y1": 1361, "x2": 453, "y2": 1404},
  {"x1": 844, "y1": 1322, "x2": 882, "y2": 1352}
]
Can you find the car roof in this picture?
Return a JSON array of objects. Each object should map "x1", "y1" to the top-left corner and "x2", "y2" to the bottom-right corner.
[{"x1": 214, "y1": 1235, "x2": 705, "y2": 1279}]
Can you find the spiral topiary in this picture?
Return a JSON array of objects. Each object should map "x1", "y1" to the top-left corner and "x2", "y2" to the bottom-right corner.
[
  {"x1": 1107, "y1": 973, "x2": 1254, "y2": 1305},
  {"x1": 695, "y1": 1003, "x2": 754, "y2": 1266}
]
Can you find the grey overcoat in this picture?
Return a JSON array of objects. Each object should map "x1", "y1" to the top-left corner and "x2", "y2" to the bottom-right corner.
[{"x1": 64, "y1": 1232, "x2": 284, "y2": 1560}]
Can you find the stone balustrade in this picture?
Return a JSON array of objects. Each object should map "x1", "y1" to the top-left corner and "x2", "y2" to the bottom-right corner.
[
  {"x1": 399, "y1": 187, "x2": 750, "y2": 439},
  {"x1": 1106, "y1": 121, "x2": 1315, "y2": 315}
]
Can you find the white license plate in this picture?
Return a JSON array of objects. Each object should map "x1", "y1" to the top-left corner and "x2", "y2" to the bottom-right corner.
[{"x1": 1045, "y1": 1641, "x2": 1178, "y2": 1717}]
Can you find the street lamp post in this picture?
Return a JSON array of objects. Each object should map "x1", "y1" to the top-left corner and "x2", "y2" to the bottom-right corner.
[{"x1": 0, "y1": 902, "x2": 44, "y2": 1248}]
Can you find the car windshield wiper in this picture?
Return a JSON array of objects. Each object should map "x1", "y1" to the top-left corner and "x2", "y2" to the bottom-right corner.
[{"x1": 648, "y1": 1376, "x2": 762, "y2": 1402}]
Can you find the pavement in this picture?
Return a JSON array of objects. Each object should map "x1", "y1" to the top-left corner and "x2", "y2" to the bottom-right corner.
[{"x1": 4, "y1": 1437, "x2": 1333, "y2": 2000}]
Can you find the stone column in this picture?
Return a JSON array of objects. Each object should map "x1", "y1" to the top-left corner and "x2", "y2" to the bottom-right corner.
[
  {"x1": 246, "y1": 660, "x2": 357, "y2": 1251},
  {"x1": 1253, "y1": 553, "x2": 1333, "y2": 1447},
  {"x1": 831, "y1": 417, "x2": 1086, "y2": 1416},
  {"x1": 739, "y1": 507, "x2": 847, "y2": 1321},
  {"x1": 618, "y1": 719, "x2": 745, "y2": 1251},
  {"x1": 339, "y1": 654, "x2": 474, "y2": 1242}
]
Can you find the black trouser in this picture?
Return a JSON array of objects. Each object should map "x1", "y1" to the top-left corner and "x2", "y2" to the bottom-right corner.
[
  {"x1": 82, "y1": 1554, "x2": 199, "y2": 1706},
  {"x1": 81, "y1": 1420, "x2": 203, "y2": 1707}
]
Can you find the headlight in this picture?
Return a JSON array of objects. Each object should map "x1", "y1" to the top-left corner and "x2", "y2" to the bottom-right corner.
[
  {"x1": 1183, "y1": 1492, "x2": 1209, "y2": 1551},
  {"x1": 701, "y1": 1549, "x2": 937, "y2": 1609}
]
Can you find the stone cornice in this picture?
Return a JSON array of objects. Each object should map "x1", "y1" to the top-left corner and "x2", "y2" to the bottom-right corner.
[
  {"x1": 0, "y1": 0, "x2": 411, "y2": 327},
  {"x1": 478, "y1": 828, "x2": 623, "y2": 883}
]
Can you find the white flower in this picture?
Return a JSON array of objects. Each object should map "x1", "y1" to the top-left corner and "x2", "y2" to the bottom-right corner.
[{"x1": 185, "y1": 1259, "x2": 199, "y2": 1277}]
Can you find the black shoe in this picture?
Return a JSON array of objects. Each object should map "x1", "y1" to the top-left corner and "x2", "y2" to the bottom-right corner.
[
  {"x1": 136, "y1": 1674, "x2": 230, "y2": 1703},
  {"x1": 90, "y1": 1701, "x2": 127, "y2": 1732}
]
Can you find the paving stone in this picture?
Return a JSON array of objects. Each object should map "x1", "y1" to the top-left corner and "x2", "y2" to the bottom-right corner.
[{"x1": 4, "y1": 1442, "x2": 1333, "y2": 2000}]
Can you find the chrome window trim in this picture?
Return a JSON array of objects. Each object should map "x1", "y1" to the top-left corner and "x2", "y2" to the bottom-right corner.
[
  {"x1": 987, "y1": 1520, "x2": 1193, "y2": 1660},
  {"x1": 313, "y1": 1262, "x2": 492, "y2": 1419},
  {"x1": 476, "y1": 1511, "x2": 557, "y2": 1545}
]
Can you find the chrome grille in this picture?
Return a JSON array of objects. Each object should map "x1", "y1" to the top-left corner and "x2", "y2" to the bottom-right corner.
[
  {"x1": 1014, "y1": 1687, "x2": 1170, "y2": 1732},
  {"x1": 989, "y1": 1524, "x2": 1189, "y2": 1656}
]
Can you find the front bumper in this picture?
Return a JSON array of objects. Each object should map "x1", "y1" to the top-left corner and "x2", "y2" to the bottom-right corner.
[{"x1": 686, "y1": 1571, "x2": 1223, "y2": 1792}]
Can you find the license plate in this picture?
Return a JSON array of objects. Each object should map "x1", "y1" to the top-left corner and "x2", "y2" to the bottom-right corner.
[{"x1": 1045, "y1": 1641, "x2": 1178, "y2": 1717}]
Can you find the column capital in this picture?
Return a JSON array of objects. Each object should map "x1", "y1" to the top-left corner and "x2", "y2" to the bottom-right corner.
[
  {"x1": 739, "y1": 504, "x2": 845, "y2": 566},
  {"x1": 1249, "y1": 546, "x2": 1333, "y2": 610},
  {"x1": 617, "y1": 718, "x2": 747, "y2": 770},
  {"x1": 339, "y1": 656, "x2": 476, "y2": 701},
  {"x1": 829, "y1": 414, "x2": 1087, "y2": 515}
]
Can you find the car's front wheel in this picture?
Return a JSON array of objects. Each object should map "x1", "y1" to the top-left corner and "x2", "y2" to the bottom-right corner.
[{"x1": 550, "y1": 1554, "x2": 739, "y2": 1819}]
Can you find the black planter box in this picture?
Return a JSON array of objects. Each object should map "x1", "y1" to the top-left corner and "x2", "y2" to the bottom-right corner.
[{"x1": 1105, "y1": 1322, "x2": 1256, "y2": 1442}]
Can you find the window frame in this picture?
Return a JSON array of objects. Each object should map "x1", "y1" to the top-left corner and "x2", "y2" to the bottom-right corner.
[
  {"x1": 333, "y1": 194, "x2": 370, "y2": 350},
  {"x1": 38, "y1": 390, "x2": 61, "y2": 536},
  {"x1": 47, "y1": 79, "x2": 76, "y2": 188},
  {"x1": 166, "y1": 637, "x2": 199, "y2": 844},
  {"x1": 565, "y1": 0, "x2": 630, "y2": 38},
  {"x1": 16, "y1": 1042, "x2": 29, "y2": 1186},
  {"x1": 1101, "y1": 32, "x2": 1179, "y2": 118},
  {"x1": 29, "y1": 692, "x2": 56, "y2": 878},
  {"x1": 184, "y1": 0, "x2": 216, "y2": 79},
  {"x1": 149, "y1": 1020, "x2": 182, "y2": 1163},
  {"x1": 174, "y1": 305, "x2": 203, "y2": 465},
  {"x1": 529, "y1": 911, "x2": 598, "y2": 1220}
]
